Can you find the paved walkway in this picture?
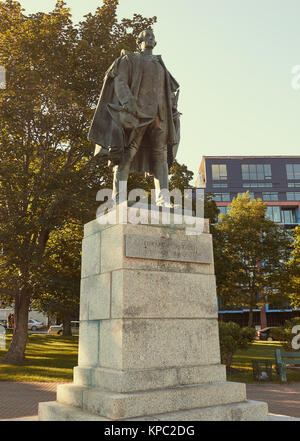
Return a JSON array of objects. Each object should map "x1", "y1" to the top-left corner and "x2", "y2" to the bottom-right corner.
[
  {"x1": 0, "y1": 381, "x2": 299, "y2": 420},
  {"x1": 246, "y1": 383, "x2": 300, "y2": 419},
  {"x1": 0, "y1": 382, "x2": 58, "y2": 419}
]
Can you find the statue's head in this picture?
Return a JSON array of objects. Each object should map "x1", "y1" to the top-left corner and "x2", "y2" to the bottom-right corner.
[{"x1": 136, "y1": 29, "x2": 157, "y2": 51}]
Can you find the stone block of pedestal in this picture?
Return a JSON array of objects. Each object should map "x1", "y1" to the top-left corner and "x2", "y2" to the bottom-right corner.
[{"x1": 39, "y1": 210, "x2": 268, "y2": 421}]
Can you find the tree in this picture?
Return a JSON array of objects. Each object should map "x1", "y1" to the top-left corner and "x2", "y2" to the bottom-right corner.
[
  {"x1": 169, "y1": 160, "x2": 194, "y2": 192},
  {"x1": 214, "y1": 193, "x2": 292, "y2": 327},
  {"x1": 0, "y1": 0, "x2": 156, "y2": 363},
  {"x1": 32, "y1": 220, "x2": 82, "y2": 336},
  {"x1": 168, "y1": 161, "x2": 219, "y2": 223},
  {"x1": 286, "y1": 225, "x2": 300, "y2": 309},
  {"x1": 204, "y1": 192, "x2": 219, "y2": 225}
]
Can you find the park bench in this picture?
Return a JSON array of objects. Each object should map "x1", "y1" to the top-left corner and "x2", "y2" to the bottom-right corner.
[{"x1": 275, "y1": 349, "x2": 300, "y2": 382}]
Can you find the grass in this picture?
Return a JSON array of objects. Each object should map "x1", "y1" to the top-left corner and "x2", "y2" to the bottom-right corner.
[
  {"x1": 0, "y1": 335, "x2": 299, "y2": 384},
  {"x1": 228, "y1": 340, "x2": 300, "y2": 384},
  {"x1": 0, "y1": 334, "x2": 78, "y2": 382}
]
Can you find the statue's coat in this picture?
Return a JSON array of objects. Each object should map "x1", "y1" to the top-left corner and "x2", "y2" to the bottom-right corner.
[{"x1": 88, "y1": 53, "x2": 180, "y2": 173}]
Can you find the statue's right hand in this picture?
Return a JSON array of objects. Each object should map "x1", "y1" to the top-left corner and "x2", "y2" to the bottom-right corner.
[
  {"x1": 123, "y1": 97, "x2": 138, "y2": 116},
  {"x1": 108, "y1": 145, "x2": 124, "y2": 164}
]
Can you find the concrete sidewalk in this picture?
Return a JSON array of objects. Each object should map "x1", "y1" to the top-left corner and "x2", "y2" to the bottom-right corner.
[{"x1": 0, "y1": 381, "x2": 299, "y2": 420}]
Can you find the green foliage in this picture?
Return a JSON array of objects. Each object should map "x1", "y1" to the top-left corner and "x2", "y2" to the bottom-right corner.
[
  {"x1": 286, "y1": 226, "x2": 300, "y2": 309},
  {"x1": 0, "y1": 0, "x2": 156, "y2": 361},
  {"x1": 205, "y1": 193, "x2": 219, "y2": 225},
  {"x1": 169, "y1": 160, "x2": 194, "y2": 192},
  {"x1": 219, "y1": 321, "x2": 256, "y2": 371},
  {"x1": 125, "y1": 160, "x2": 195, "y2": 204},
  {"x1": 168, "y1": 162, "x2": 219, "y2": 222},
  {"x1": 269, "y1": 327, "x2": 286, "y2": 342},
  {"x1": 284, "y1": 317, "x2": 300, "y2": 328},
  {"x1": 31, "y1": 220, "x2": 82, "y2": 329},
  {"x1": 214, "y1": 193, "x2": 292, "y2": 327}
]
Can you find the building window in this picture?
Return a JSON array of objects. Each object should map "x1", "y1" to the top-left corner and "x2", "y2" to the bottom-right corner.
[
  {"x1": 281, "y1": 209, "x2": 297, "y2": 224},
  {"x1": 288, "y1": 182, "x2": 300, "y2": 187},
  {"x1": 266, "y1": 206, "x2": 297, "y2": 224},
  {"x1": 218, "y1": 206, "x2": 231, "y2": 217},
  {"x1": 262, "y1": 192, "x2": 278, "y2": 201},
  {"x1": 266, "y1": 206, "x2": 281, "y2": 223},
  {"x1": 242, "y1": 182, "x2": 272, "y2": 188},
  {"x1": 212, "y1": 164, "x2": 227, "y2": 181},
  {"x1": 213, "y1": 193, "x2": 231, "y2": 202},
  {"x1": 213, "y1": 183, "x2": 228, "y2": 188},
  {"x1": 286, "y1": 192, "x2": 300, "y2": 201},
  {"x1": 286, "y1": 164, "x2": 300, "y2": 180},
  {"x1": 242, "y1": 164, "x2": 272, "y2": 180}
]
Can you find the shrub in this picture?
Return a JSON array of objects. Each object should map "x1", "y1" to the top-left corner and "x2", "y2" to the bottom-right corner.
[
  {"x1": 219, "y1": 321, "x2": 256, "y2": 372},
  {"x1": 269, "y1": 327, "x2": 286, "y2": 342}
]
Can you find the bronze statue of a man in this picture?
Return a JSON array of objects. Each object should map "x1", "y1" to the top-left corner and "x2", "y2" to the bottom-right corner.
[{"x1": 88, "y1": 29, "x2": 181, "y2": 206}]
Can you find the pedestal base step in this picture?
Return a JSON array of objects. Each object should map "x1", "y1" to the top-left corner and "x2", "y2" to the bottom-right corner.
[
  {"x1": 56, "y1": 381, "x2": 247, "y2": 419},
  {"x1": 38, "y1": 399, "x2": 268, "y2": 421}
]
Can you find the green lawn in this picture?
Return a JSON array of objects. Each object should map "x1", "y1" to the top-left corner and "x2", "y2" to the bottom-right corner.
[
  {"x1": 0, "y1": 335, "x2": 299, "y2": 384},
  {"x1": 0, "y1": 334, "x2": 78, "y2": 382},
  {"x1": 228, "y1": 340, "x2": 300, "y2": 384}
]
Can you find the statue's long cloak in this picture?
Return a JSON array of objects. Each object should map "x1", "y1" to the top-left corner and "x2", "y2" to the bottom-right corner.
[{"x1": 88, "y1": 52, "x2": 180, "y2": 173}]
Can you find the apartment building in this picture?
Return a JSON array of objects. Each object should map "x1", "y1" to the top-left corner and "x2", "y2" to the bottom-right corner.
[{"x1": 197, "y1": 156, "x2": 300, "y2": 327}]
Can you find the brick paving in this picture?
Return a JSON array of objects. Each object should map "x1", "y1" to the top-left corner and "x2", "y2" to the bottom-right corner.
[
  {"x1": 246, "y1": 383, "x2": 300, "y2": 418},
  {"x1": 0, "y1": 381, "x2": 299, "y2": 420},
  {"x1": 0, "y1": 382, "x2": 59, "y2": 419}
]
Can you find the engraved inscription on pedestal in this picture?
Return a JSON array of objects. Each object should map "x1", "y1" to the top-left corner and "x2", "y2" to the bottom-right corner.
[{"x1": 125, "y1": 234, "x2": 213, "y2": 264}]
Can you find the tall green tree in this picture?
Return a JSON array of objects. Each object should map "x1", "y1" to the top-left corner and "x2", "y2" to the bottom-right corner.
[
  {"x1": 205, "y1": 192, "x2": 219, "y2": 225},
  {"x1": 286, "y1": 225, "x2": 300, "y2": 308},
  {"x1": 214, "y1": 193, "x2": 292, "y2": 327},
  {"x1": 0, "y1": 0, "x2": 156, "y2": 363},
  {"x1": 32, "y1": 220, "x2": 82, "y2": 336},
  {"x1": 168, "y1": 161, "x2": 219, "y2": 223},
  {"x1": 169, "y1": 160, "x2": 194, "y2": 192}
]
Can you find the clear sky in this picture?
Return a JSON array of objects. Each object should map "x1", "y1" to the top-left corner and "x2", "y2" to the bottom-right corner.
[{"x1": 18, "y1": 0, "x2": 300, "y2": 180}]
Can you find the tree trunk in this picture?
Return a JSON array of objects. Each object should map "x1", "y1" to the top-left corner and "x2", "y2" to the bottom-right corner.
[
  {"x1": 226, "y1": 353, "x2": 234, "y2": 373},
  {"x1": 2, "y1": 291, "x2": 31, "y2": 364},
  {"x1": 260, "y1": 305, "x2": 267, "y2": 329},
  {"x1": 62, "y1": 313, "x2": 72, "y2": 336},
  {"x1": 248, "y1": 308, "x2": 253, "y2": 328}
]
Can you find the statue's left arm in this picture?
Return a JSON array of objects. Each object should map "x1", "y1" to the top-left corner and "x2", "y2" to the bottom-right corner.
[
  {"x1": 166, "y1": 70, "x2": 180, "y2": 112},
  {"x1": 165, "y1": 69, "x2": 181, "y2": 165}
]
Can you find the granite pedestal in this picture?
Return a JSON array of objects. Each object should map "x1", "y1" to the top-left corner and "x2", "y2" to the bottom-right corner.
[{"x1": 39, "y1": 208, "x2": 268, "y2": 421}]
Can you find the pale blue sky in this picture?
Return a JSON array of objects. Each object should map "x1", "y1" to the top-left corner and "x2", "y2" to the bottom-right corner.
[{"x1": 18, "y1": 0, "x2": 300, "y2": 179}]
